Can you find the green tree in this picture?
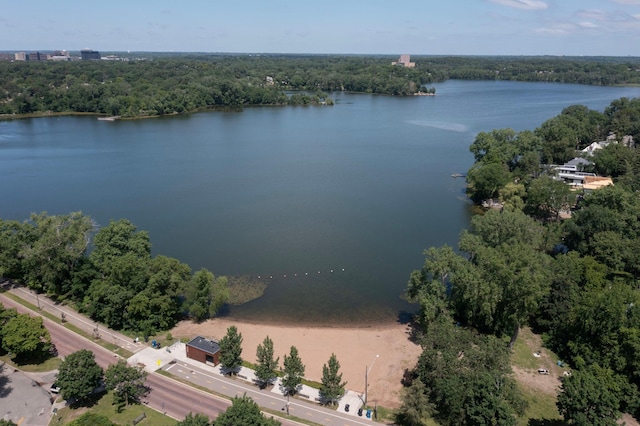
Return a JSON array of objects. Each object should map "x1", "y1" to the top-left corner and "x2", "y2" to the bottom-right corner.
[
  {"x1": 282, "y1": 346, "x2": 305, "y2": 396},
  {"x1": 319, "y1": 353, "x2": 346, "y2": 406},
  {"x1": 557, "y1": 364, "x2": 626, "y2": 426},
  {"x1": 219, "y1": 325, "x2": 243, "y2": 375},
  {"x1": 445, "y1": 210, "x2": 553, "y2": 346},
  {"x1": 67, "y1": 413, "x2": 115, "y2": 426},
  {"x1": 498, "y1": 182, "x2": 526, "y2": 211},
  {"x1": 104, "y1": 360, "x2": 148, "y2": 409},
  {"x1": 455, "y1": 237, "x2": 552, "y2": 346},
  {"x1": 20, "y1": 212, "x2": 94, "y2": 297},
  {"x1": 466, "y1": 162, "x2": 512, "y2": 203},
  {"x1": 89, "y1": 218, "x2": 151, "y2": 291},
  {"x1": 395, "y1": 379, "x2": 435, "y2": 426},
  {"x1": 213, "y1": 394, "x2": 280, "y2": 426},
  {"x1": 414, "y1": 320, "x2": 526, "y2": 426},
  {"x1": 255, "y1": 336, "x2": 279, "y2": 388},
  {"x1": 407, "y1": 245, "x2": 462, "y2": 329},
  {"x1": 177, "y1": 413, "x2": 212, "y2": 426},
  {"x1": 469, "y1": 128, "x2": 518, "y2": 166},
  {"x1": 185, "y1": 269, "x2": 229, "y2": 322},
  {"x1": 525, "y1": 175, "x2": 573, "y2": 222},
  {"x1": 0, "y1": 419, "x2": 17, "y2": 426},
  {"x1": 56, "y1": 349, "x2": 104, "y2": 402},
  {"x1": 0, "y1": 304, "x2": 17, "y2": 350},
  {"x1": 0, "y1": 218, "x2": 34, "y2": 280},
  {"x1": 1, "y1": 314, "x2": 52, "y2": 360}
]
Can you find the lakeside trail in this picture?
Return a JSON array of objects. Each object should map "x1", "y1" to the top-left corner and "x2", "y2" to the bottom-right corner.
[{"x1": 170, "y1": 317, "x2": 422, "y2": 409}]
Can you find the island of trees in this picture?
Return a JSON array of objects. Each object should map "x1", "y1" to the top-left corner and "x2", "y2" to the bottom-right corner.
[
  {"x1": 2, "y1": 54, "x2": 639, "y2": 118},
  {"x1": 400, "y1": 96, "x2": 640, "y2": 425}
]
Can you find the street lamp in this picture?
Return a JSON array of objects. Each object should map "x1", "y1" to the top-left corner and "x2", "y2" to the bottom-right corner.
[{"x1": 364, "y1": 354, "x2": 379, "y2": 406}]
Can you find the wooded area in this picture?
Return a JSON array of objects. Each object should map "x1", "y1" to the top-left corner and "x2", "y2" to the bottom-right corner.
[
  {"x1": 1, "y1": 54, "x2": 639, "y2": 118},
  {"x1": 0, "y1": 216, "x2": 229, "y2": 336},
  {"x1": 404, "y1": 97, "x2": 640, "y2": 425}
]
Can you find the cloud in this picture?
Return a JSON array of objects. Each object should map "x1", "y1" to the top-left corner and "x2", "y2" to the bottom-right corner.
[
  {"x1": 577, "y1": 9, "x2": 609, "y2": 21},
  {"x1": 610, "y1": 0, "x2": 640, "y2": 5},
  {"x1": 578, "y1": 21, "x2": 599, "y2": 28},
  {"x1": 535, "y1": 27, "x2": 569, "y2": 35},
  {"x1": 490, "y1": 0, "x2": 548, "y2": 10}
]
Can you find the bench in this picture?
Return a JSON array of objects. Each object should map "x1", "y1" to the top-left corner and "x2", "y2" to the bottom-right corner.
[
  {"x1": 299, "y1": 393, "x2": 310, "y2": 399},
  {"x1": 132, "y1": 412, "x2": 146, "y2": 425}
]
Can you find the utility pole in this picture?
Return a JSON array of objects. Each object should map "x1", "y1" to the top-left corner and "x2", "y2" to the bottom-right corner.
[{"x1": 364, "y1": 354, "x2": 379, "y2": 406}]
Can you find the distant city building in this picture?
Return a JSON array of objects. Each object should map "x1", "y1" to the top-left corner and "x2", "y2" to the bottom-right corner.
[
  {"x1": 50, "y1": 50, "x2": 71, "y2": 61},
  {"x1": 14, "y1": 52, "x2": 26, "y2": 61},
  {"x1": 27, "y1": 51, "x2": 44, "y2": 61},
  {"x1": 81, "y1": 49, "x2": 101, "y2": 60},
  {"x1": 392, "y1": 54, "x2": 415, "y2": 68}
]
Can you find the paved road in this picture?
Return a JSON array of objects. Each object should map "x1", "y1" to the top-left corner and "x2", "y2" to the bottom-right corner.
[
  {"x1": 163, "y1": 361, "x2": 375, "y2": 426},
  {"x1": 0, "y1": 294, "x2": 246, "y2": 423},
  {"x1": 0, "y1": 287, "x2": 376, "y2": 425}
]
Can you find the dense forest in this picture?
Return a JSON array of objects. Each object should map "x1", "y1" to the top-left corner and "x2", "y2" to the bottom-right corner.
[
  {"x1": 403, "y1": 97, "x2": 640, "y2": 425},
  {"x1": 0, "y1": 215, "x2": 230, "y2": 337},
  {"x1": 1, "y1": 54, "x2": 639, "y2": 118}
]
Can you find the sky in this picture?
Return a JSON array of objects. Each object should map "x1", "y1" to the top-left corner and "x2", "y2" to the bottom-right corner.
[{"x1": 2, "y1": 0, "x2": 640, "y2": 56}]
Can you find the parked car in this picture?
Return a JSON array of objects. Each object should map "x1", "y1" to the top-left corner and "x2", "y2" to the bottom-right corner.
[
  {"x1": 50, "y1": 383, "x2": 61, "y2": 394},
  {"x1": 344, "y1": 404, "x2": 349, "y2": 412}
]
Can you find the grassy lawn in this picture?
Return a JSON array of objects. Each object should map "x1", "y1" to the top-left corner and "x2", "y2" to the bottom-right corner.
[
  {"x1": 517, "y1": 387, "x2": 563, "y2": 426},
  {"x1": 0, "y1": 353, "x2": 61, "y2": 372},
  {"x1": 511, "y1": 328, "x2": 564, "y2": 425},
  {"x1": 54, "y1": 391, "x2": 177, "y2": 425}
]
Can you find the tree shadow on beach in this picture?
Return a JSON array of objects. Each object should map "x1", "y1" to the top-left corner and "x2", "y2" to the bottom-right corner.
[{"x1": 396, "y1": 310, "x2": 414, "y2": 325}]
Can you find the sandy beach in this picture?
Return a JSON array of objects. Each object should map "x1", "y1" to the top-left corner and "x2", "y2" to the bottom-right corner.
[{"x1": 170, "y1": 318, "x2": 422, "y2": 409}]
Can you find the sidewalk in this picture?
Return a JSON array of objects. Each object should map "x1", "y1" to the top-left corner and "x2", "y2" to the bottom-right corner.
[
  {"x1": 128, "y1": 342, "x2": 370, "y2": 419},
  {"x1": 4, "y1": 283, "x2": 374, "y2": 421},
  {"x1": 6, "y1": 285, "x2": 144, "y2": 355}
]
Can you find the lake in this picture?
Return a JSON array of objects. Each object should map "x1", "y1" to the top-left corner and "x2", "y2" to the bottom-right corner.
[{"x1": 2, "y1": 80, "x2": 640, "y2": 325}]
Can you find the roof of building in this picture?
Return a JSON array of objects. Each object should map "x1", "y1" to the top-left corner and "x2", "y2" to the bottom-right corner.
[
  {"x1": 566, "y1": 157, "x2": 592, "y2": 167},
  {"x1": 186, "y1": 336, "x2": 220, "y2": 354},
  {"x1": 582, "y1": 176, "x2": 614, "y2": 191}
]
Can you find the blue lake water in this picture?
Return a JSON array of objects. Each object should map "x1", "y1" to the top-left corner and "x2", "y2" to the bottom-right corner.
[{"x1": 2, "y1": 80, "x2": 640, "y2": 325}]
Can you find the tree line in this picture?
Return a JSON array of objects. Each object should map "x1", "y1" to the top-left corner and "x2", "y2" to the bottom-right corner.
[
  {"x1": 3, "y1": 54, "x2": 639, "y2": 118},
  {"x1": 400, "y1": 97, "x2": 640, "y2": 425},
  {"x1": 217, "y1": 325, "x2": 346, "y2": 406},
  {"x1": 0, "y1": 214, "x2": 229, "y2": 336}
]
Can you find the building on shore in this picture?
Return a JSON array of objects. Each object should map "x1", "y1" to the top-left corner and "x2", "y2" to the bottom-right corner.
[
  {"x1": 392, "y1": 54, "x2": 415, "y2": 68},
  {"x1": 81, "y1": 49, "x2": 101, "y2": 60},
  {"x1": 185, "y1": 336, "x2": 221, "y2": 366}
]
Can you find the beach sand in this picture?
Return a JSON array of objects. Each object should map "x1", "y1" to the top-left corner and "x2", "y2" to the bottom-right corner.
[{"x1": 170, "y1": 318, "x2": 422, "y2": 409}]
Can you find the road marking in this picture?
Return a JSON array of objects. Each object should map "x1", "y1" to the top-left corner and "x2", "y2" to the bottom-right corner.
[{"x1": 166, "y1": 364, "x2": 175, "y2": 372}]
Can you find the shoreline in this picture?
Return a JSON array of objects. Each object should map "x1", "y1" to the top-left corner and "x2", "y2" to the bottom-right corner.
[{"x1": 170, "y1": 316, "x2": 423, "y2": 409}]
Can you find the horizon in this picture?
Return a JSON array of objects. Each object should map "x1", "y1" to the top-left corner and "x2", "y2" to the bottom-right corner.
[
  {"x1": 3, "y1": 50, "x2": 640, "y2": 60},
  {"x1": 2, "y1": 0, "x2": 640, "y2": 56}
]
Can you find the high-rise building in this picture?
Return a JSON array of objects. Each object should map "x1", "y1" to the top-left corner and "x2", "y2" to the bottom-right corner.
[{"x1": 80, "y1": 49, "x2": 101, "y2": 60}]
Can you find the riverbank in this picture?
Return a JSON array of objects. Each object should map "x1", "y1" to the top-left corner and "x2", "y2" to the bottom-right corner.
[{"x1": 170, "y1": 317, "x2": 422, "y2": 409}]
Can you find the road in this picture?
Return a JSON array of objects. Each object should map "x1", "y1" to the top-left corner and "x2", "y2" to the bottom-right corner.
[
  {"x1": 0, "y1": 291, "x2": 373, "y2": 425},
  {"x1": 0, "y1": 294, "x2": 269, "y2": 424}
]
